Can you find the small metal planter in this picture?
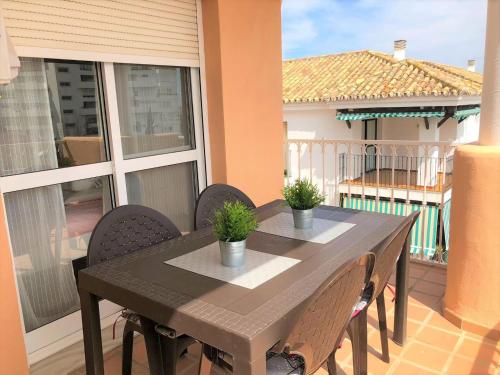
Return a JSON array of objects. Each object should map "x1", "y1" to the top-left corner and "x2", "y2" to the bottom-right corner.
[
  {"x1": 292, "y1": 208, "x2": 314, "y2": 229},
  {"x1": 219, "y1": 239, "x2": 246, "y2": 267}
]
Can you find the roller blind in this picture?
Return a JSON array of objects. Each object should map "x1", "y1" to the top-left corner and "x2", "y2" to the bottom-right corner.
[{"x1": 1, "y1": 0, "x2": 199, "y2": 63}]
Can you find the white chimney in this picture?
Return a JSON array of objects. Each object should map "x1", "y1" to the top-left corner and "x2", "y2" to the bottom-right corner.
[
  {"x1": 393, "y1": 40, "x2": 407, "y2": 61},
  {"x1": 467, "y1": 59, "x2": 476, "y2": 72}
]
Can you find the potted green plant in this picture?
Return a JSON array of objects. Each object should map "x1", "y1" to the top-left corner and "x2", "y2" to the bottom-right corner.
[
  {"x1": 283, "y1": 179, "x2": 325, "y2": 229},
  {"x1": 213, "y1": 201, "x2": 258, "y2": 267}
]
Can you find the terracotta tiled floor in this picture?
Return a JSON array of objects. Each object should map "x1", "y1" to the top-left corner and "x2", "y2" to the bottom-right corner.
[{"x1": 69, "y1": 262, "x2": 500, "y2": 375}]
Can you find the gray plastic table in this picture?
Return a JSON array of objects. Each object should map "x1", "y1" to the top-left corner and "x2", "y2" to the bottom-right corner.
[{"x1": 78, "y1": 200, "x2": 412, "y2": 375}]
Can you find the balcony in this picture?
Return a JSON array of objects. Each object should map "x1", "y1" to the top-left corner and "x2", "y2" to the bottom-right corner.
[{"x1": 285, "y1": 139, "x2": 456, "y2": 264}]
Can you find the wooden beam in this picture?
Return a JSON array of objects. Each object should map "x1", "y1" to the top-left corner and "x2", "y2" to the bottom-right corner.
[
  {"x1": 438, "y1": 106, "x2": 457, "y2": 128},
  {"x1": 437, "y1": 115, "x2": 451, "y2": 128},
  {"x1": 346, "y1": 120, "x2": 352, "y2": 129},
  {"x1": 424, "y1": 117, "x2": 430, "y2": 130}
]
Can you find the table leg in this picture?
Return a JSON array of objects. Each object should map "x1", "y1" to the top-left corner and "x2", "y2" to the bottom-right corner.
[
  {"x1": 232, "y1": 353, "x2": 266, "y2": 375},
  {"x1": 80, "y1": 290, "x2": 104, "y2": 375},
  {"x1": 140, "y1": 317, "x2": 164, "y2": 375},
  {"x1": 393, "y1": 238, "x2": 410, "y2": 346}
]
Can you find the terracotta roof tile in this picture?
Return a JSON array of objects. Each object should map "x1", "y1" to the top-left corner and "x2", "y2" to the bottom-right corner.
[{"x1": 282, "y1": 50, "x2": 483, "y2": 104}]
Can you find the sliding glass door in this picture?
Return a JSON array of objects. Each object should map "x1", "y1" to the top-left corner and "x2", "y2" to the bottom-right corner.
[{"x1": 0, "y1": 58, "x2": 206, "y2": 358}]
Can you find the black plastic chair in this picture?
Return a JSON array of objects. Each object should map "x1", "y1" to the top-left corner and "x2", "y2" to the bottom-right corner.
[
  {"x1": 73, "y1": 204, "x2": 194, "y2": 375},
  {"x1": 194, "y1": 184, "x2": 256, "y2": 230},
  {"x1": 347, "y1": 211, "x2": 419, "y2": 375}
]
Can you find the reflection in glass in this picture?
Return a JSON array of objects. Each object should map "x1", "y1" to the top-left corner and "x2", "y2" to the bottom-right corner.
[
  {"x1": 4, "y1": 177, "x2": 112, "y2": 332},
  {"x1": 0, "y1": 58, "x2": 107, "y2": 177},
  {"x1": 126, "y1": 163, "x2": 198, "y2": 233},
  {"x1": 114, "y1": 64, "x2": 195, "y2": 159}
]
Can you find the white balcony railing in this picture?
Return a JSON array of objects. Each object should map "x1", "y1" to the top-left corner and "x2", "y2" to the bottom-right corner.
[{"x1": 285, "y1": 139, "x2": 456, "y2": 264}]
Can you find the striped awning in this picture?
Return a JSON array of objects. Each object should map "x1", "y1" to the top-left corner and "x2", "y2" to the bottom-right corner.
[
  {"x1": 337, "y1": 111, "x2": 443, "y2": 121},
  {"x1": 336, "y1": 107, "x2": 480, "y2": 121},
  {"x1": 442, "y1": 199, "x2": 452, "y2": 251},
  {"x1": 342, "y1": 197, "x2": 439, "y2": 258},
  {"x1": 454, "y1": 107, "x2": 481, "y2": 121}
]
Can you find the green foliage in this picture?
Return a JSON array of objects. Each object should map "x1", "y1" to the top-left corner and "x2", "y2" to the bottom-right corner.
[
  {"x1": 213, "y1": 201, "x2": 258, "y2": 242},
  {"x1": 283, "y1": 178, "x2": 325, "y2": 210}
]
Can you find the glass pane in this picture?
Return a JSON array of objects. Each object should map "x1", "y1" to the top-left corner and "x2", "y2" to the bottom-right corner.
[
  {"x1": 0, "y1": 58, "x2": 107, "y2": 177},
  {"x1": 114, "y1": 64, "x2": 195, "y2": 159},
  {"x1": 126, "y1": 163, "x2": 198, "y2": 233},
  {"x1": 4, "y1": 177, "x2": 112, "y2": 332}
]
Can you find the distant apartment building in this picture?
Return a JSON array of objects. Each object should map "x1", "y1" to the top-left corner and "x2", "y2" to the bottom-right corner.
[
  {"x1": 282, "y1": 41, "x2": 483, "y2": 261},
  {"x1": 283, "y1": 40, "x2": 482, "y2": 146}
]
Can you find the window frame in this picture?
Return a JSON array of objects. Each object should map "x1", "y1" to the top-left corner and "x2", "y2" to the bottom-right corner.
[{"x1": 0, "y1": 59, "x2": 209, "y2": 361}]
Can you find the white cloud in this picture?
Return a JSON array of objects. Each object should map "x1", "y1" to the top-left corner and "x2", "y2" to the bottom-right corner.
[
  {"x1": 282, "y1": 0, "x2": 487, "y2": 71},
  {"x1": 281, "y1": 0, "x2": 332, "y2": 55}
]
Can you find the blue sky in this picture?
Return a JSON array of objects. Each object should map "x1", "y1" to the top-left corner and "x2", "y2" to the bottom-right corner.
[{"x1": 282, "y1": 0, "x2": 487, "y2": 72}]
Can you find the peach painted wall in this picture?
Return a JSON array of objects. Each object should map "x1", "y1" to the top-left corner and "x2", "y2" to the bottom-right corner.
[
  {"x1": 202, "y1": 0, "x2": 284, "y2": 206},
  {"x1": 444, "y1": 145, "x2": 500, "y2": 338},
  {"x1": 0, "y1": 195, "x2": 29, "y2": 374}
]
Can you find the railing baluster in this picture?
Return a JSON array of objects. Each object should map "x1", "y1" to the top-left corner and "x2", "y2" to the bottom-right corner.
[
  {"x1": 361, "y1": 144, "x2": 366, "y2": 206},
  {"x1": 406, "y1": 146, "x2": 412, "y2": 204},
  {"x1": 286, "y1": 141, "x2": 293, "y2": 185},
  {"x1": 376, "y1": 143, "x2": 380, "y2": 211},
  {"x1": 286, "y1": 140, "x2": 291, "y2": 185},
  {"x1": 297, "y1": 141, "x2": 301, "y2": 180},
  {"x1": 321, "y1": 139, "x2": 326, "y2": 199},
  {"x1": 309, "y1": 140, "x2": 313, "y2": 183},
  {"x1": 391, "y1": 144, "x2": 396, "y2": 214},
  {"x1": 333, "y1": 142, "x2": 338, "y2": 206},
  {"x1": 348, "y1": 143, "x2": 352, "y2": 202},
  {"x1": 438, "y1": 144, "x2": 446, "y2": 262},
  {"x1": 421, "y1": 145, "x2": 429, "y2": 260}
]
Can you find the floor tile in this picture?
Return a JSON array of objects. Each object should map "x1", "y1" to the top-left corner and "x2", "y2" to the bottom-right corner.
[
  {"x1": 408, "y1": 264, "x2": 429, "y2": 278},
  {"x1": 368, "y1": 331, "x2": 403, "y2": 357},
  {"x1": 408, "y1": 290, "x2": 442, "y2": 311},
  {"x1": 366, "y1": 351, "x2": 391, "y2": 374},
  {"x1": 422, "y1": 269, "x2": 447, "y2": 285},
  {"x1": 447, "y1": 355, "x2": 498, "y2": 375},
  {"x1": 132, "y1": 338, "x2": 148, "y2": 366},
  {"x1": 407, "y1": 302, "x2": 433, "y2": 321},
  {"x1": 426, "y1": 311, "x2": 463, "y2": 334},
  {"x1": 412, "y1": 280, "x2": 445, "y2": 297},
  {"x1": 416, "y1": 325, "x2": 460, "y2": 352},
  {"x1": 391, "y1": 360, "x2": 439, "y2": 374},
  {"x1": 401, "y1": 342, "x2": 449, "y2": 372},
  {"x1": 456, "y1": 338, "x2": 500, "y2": 364}
]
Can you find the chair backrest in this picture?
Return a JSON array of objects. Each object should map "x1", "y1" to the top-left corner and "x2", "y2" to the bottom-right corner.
[
  {"x1": 370, "y1": 211, "x2": 420, "y2": 302},
  {"x1": 72, "y1": 256, "x2": 88, "y2": 287},
  {"x1": 279, "y1": 253, "x2": 375, "y2": 374},
  {"x1": 194, "y1": 184, "x2": 256, "y2": 230},
  {"x1": 86, "y1": 204, "x2": 182, "y2": 267}
]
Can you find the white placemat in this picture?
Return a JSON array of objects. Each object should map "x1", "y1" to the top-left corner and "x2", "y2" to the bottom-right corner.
[
  {"x1": 164, "y1": 242, "x2": 301, "y2": 289},
  {"x1": 257, "y1": 212, "x2": 356, "y2": 244}
]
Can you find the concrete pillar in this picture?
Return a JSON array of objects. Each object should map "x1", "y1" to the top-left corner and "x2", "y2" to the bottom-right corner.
[
  {"x1": 417, "y1": 118, "x2": 439, "y2": 186},
  {"x1": 478, "y1": 0, "x2": 500, "y2": 146},
  {"x1": 444, "y1": 0, "x2": 500, "y2": 340},
  {"x1": 201, "y1": 0, "x2": 284, "y2": 206}
]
